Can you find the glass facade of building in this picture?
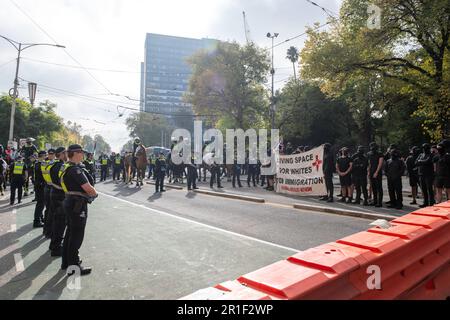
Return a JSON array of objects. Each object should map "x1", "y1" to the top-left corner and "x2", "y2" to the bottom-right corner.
[{"x1": 140, "y1": 33, "x2": 218, "y2": 119}]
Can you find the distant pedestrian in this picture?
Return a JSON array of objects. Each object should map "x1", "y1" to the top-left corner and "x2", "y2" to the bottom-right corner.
[
  {"x1": 9, "y1": 155, "x2": 28, "y2": 205},
  {"x1": 406, "y1": 146, "x2": 420, "y2": 205},
  {"x1": 351, "y1": 146, "x2": 369, "y2": 206},
  {"x1": 154, "y1": 152, "x2": 167, "y2": 193},
  {"x1": 320, "y1": 143, "x2": 335, "y2": 202},
  {"x1": 385, "y1": 149, "x2": 405, "y2": 209},
  {"x1": 367, "y1": 142, "x2": 384, "y2": 207}
]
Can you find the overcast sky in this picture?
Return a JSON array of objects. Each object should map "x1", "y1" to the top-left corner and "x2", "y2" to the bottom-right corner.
[{"x1": 0, "y1": 0, "x2": 342, "y2": 151}]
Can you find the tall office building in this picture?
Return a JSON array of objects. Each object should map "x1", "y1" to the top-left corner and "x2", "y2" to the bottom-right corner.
[{"x1": 140, "y1": 33, "x2": 218, "y2": 129}]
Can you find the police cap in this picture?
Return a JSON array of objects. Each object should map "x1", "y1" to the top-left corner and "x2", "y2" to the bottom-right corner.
[
  {"x1": 48, "y1": 148, "x2": 56, "y2": 154},
  {"x1": 55, "y1": 147, "x2": 66, "y2": 154},
  {"x1": 38, "y1": 150, "x2": 47, "y2": 156},
  {"x1": 68, "y1": 144, "x2": 84, "y2": 152}
]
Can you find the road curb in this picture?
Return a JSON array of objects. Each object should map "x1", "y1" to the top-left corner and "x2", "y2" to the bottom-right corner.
[
  {"x1": 292, "y1": 203, "x2": 397, "y2": 221},
  {"x1": 146, "y1": 182, "x2": 184, "y2": 190},
  {"x1": 194, "y1": 189, "x2": 265, "y2": 203}
]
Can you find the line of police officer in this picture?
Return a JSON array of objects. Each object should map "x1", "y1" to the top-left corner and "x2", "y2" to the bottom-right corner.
[{"x1": 10, "y1": 144, "x2": 98, "y2": 276}]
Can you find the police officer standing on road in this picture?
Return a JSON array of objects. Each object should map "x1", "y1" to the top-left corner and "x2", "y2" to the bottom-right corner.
[
  {"x1": 49, "y1": 147, "x2": 67, "y2": 256},
  {"x1": 416, "y1": 143, "x2": 435, "y2": 208},
  {"x1": 33, "y1": 151, "x2": 47, "y2": 228},
  {"x1": 185, "y1": 155, "x2": 198, "y2": 191},
  {"x1": 60, "y1": 144, "x2": 97, "y2": 276},
  {"x1": 367, "y1": 142, "x2": 384, "y2": 207},
  {"x1": 42, "y1": 149, "x2": 56, "y2": 238},
  {"x1": 99, "y1": 153, "x2": 108, "y2": 182},
  {"x1": 113, "y1": 153, "x2": 122, "y2": 182},
  {"x1": 20, "y1": 138, "x2": 38, "y2": 197},
  {"x1": 232, "y1": 152, "x2": 243, "y2": 188},
  {"x1": 154, "y1": 152, "x2": 167, "y2": 193},
  {"x1": 83, "y1": 153, "x2": 96, "y2": 185},
  {"x1": 9, "y1": 155, "x2": 28, "y2": 205}
]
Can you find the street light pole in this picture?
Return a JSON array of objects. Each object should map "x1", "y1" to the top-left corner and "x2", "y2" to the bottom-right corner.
[
  {"x1": 0, "y1": 35, "x2": 65, "y2": 142},
  {"x1": 266, "y1": 32, "x2": 279, "y2": 130}
]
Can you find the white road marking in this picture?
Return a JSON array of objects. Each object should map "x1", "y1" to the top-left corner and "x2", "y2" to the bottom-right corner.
[
  {"x1": 12, "y1": 209, "x2": 17, "y2": 215},
  {"x1": 99, "y1": 192, "x2": 300, "y2": 253},
  {"x1": 14, "y1": 253, "x2": 25, "y2": 272},
  {"x1": 9, "y1": 224, "x2": 17, "y2": 232}
]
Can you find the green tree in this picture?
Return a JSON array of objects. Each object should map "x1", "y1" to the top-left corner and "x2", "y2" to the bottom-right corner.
[
  {"x1": 286, "y1": 46, "x2": 299, "y2": 81},
  {"x1": 186, "y1": 41, "x2": 270, "y2": 129},
  {"x1": 125, "y1": 112, "x2": 173, "y2": 147}
]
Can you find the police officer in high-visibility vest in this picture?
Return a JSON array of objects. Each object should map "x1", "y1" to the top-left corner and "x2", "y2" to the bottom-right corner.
[
  {"x1": 83, "y1": 152, "x2": 96, "y2": 185},
  {"x1": 113, "y1": 153, "x2": 122, "y2": 182},
  {"x1": 60, "y1": 144, "x2": 97, "y2": 276},
  {"x1": 42, "y1": 149, "x2": 56, "y2": 237},
  {"x1": 33, "y1": 151, "x2": 47, "y2": 228},
  {"x1": 154, "y1": 152, "x2": 167, "y2": 193},
  {"x1": 99, "y1": 154, "x2": 108, "y2": 182},
  {"x1": 49, "y1": 147, "x2": 68, "y2": 256},
  {"x1": 148, "y1": 154, "x2": 156, "y2": 179},
  {"x1": 9, "y1": 155, "x2": 28, "y2": 205}
]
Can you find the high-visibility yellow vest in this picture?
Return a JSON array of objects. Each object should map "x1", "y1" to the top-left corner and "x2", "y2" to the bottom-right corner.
[
  {"x1": 115, "y1": 158, "x2": 121, "y2": 165},
  {"x1": 60, "y1": 163, "x2": 75, "y2": 193},
  {"x1": 42, "y1": 160, "x2": 58, "y2": 184},
  {"x1": 59, "y1": 162, "x2": 70, "y2": 179},
  {"x1": 13, "y1": 162, "x2": 25, "y2": 175},
  {"x1": 101, "y1": 159, "x2": 108, "y2": 165}
]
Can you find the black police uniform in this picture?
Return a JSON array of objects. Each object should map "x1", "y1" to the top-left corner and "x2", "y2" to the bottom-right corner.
[
  {"x1": 406, "y1": 152, "x2": 420, "y2": 189},
  {"x1": 61, "y1": 161, "x2": 95, "y2": 272},
  {"x1": 33, "y1": 156, "x2": 46, "y2": 227},
  {"x1": 433, "y1": 152, "x2": 450, "y2": 189},
  {"x1": 368, "y1": 149, "x2": 384, "y2": 207},
  {"x1": 49, "y1": 159, "x2": 67, "y2": 254},
  {"x1": 209, "y1": 162, "x2": 223, "y2": 188},
  {"x1": 352, "y1": 152, "x2": 369, "y2": 205},
  {"x1": 83, "y1": 158, "x2": 96, "y2": 185},
  {"x1": 185, "y1": 160, "x2": 198, "y2": 190},
  {"x1": 247, "y1": 162, "x2": 257, "y2": 187},
  {"x1": 99, "y1": 156, "x2": 108, "y2": 182},
  {"x1": 42, "y1": 156, "x2": 56, "y2": 238},
  {"x1": 9, "y1": 160, "x2": 27, "y2": 205},
  {"x1": 113, "y1": 156, "x2": 122, "y2": 181},
  {"x1": 232, "y1": 160, "x2": 243, "y2": 188},
  {"x1": 154, "y1": 156, "x2": 167, "y2": 192}
]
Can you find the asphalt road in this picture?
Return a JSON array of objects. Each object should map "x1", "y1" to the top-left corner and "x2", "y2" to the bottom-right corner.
[{"x1": 0, "y1": 179, "x2": 372, "y2": 300}]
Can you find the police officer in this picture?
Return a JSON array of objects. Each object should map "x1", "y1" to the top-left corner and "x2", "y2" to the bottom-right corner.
[
  {"x1": 154, "y1": 152, "x2": 167, "y2": 193},
  {"x1": 99, "y1": 153, "x2": 108, "y2": 182},
  {"x1": 247, "y1": 160, "x2": 257, "y2": 187},
  {"x1": 209, "y1": 153, "x2": 223, "y2": 189},
  {"x1": 20, "y1": 138, "x2": 38, "y2": 197},
  {"x1": 42, "y1": 149, "x2": 56, "y2": 238},
  {"x1": 9, "y1": 155, "x2": 27, "y2": 205},
  {"x1": 33, "y1": 151, "x2": 47, "y2": 228},
  {"x1": 385, "y1": 149, "x2": 405, "y2": 209},
  {"x1": 185, "y1": 155, "x2": 198, "y2": 191},
  {"x1": 83, "y1": 152, "x2": 96, "y2": 185},
  {"x1": 232, "y1": 153, "x2": 243, "y2": 188},
  {"x1": 351, "y1": 146, "x2": 369, "y2": 206},
  {"x1": 406, "y1": 146, "x2": 420, "y2": 205},
  {"x1": 49, "y1": 147, "x2": 68, "y2": 256},
  {"x1": 113, "y1": 153, "x2": 122, "y2": 182},
  {"x1": 60, "y1": 144, "x2": 97, "y2": 276},
  {"x1": 367, "y1": 142, "x2": 384, "y2": 207},
  {"x1": 416, "y1": 143, "x2": 435, "y2": 208}
]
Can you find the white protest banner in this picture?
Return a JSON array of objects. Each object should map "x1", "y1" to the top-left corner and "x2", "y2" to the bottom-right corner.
[{"x1": 276, "y1": 145, "x2": 326, "y2": 196}]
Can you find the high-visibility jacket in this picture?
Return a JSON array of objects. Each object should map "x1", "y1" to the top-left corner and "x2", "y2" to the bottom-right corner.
[
  {"x1": 60, "y1": 163, "x2": 74, "y2": 193},
  {"x1": 42, "y1": 160, "x2": 58, "y2": 185},
  {"x1": 101, "y1": 158, "x2": 108, "y2": 166},
  {"x1": 115, "y1": 158, "x2": 121, "y2": 165},
  {"x1": 13, "y1": 162, "x2": 25, "y2": 175}
]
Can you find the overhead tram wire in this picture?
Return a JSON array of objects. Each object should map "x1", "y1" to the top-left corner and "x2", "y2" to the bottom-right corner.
[
  {"x1": 19, "y1": 77, "x2": 218, "y2": 119},
  {"x1": 10, "y1": 0, "x2": 114, "y2": 95}
]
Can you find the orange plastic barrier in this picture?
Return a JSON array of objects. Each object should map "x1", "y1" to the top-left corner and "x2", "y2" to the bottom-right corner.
[{"x1": 181, "y1": 201, "x2": 450, "y2": 300}]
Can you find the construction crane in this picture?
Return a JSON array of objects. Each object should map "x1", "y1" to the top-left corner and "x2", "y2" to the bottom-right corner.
[{"x1": 242, "y1": 11, "x2": 252, "y2": 44}]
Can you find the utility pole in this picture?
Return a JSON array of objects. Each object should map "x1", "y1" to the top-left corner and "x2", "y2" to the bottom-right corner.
[
  {"x1": 0, "y1": 35, "x2": 65, "y2": 142},
  {"x1": 266, "y1": 32, "x2": 279, "y2": 129}
]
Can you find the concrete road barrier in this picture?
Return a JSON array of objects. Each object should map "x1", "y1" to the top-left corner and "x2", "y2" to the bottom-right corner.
[{"x1": 194, "y1": 188, "x2": 265, "y2": 203}]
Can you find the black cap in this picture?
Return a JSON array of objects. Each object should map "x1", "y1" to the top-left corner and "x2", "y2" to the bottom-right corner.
[
  {"x1": 68, "y1": 144, "x2": 84, "y2": 152},
  {"x1": 48, "y1": 148, "x2": 56, "y2": 154},
  {"x1": 38, "y1": 150, "x2": 47, "y2": 156},
  {"x1": 55, "y1": 147, "x2": 66, "y2": 154}
]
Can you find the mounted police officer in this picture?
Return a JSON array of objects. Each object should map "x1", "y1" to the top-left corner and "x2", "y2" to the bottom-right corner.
[
  {"x1": 60, "y1": 144, "x2": 97, "y2": 276},
  {"x1": 33, "y1": 150, "x2": 47, "y2": 228},
  {"x1": 49, "y1": 147, "x2": 67, "y2": 256}
]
